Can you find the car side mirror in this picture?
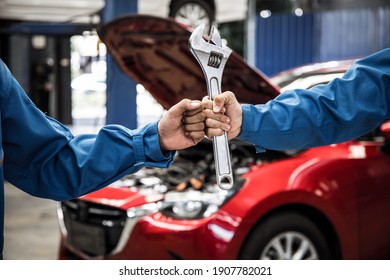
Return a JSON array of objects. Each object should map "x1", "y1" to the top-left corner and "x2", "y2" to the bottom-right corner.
[{"x1": 380, "y1": 121, "x2": 390, "y2": 141}]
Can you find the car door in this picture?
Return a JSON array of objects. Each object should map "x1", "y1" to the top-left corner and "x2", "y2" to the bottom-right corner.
[{"x1": 357, "y1": 145, "x2": 390, "y2": 259}]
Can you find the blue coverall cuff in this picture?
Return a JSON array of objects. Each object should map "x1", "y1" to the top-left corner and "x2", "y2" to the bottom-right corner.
[
  {"x1": 238, "y1": 105, "x2": 266, "y2": 153},
  {"x1": 141, "y1": 122, "x2": 175, "y2": 167}
]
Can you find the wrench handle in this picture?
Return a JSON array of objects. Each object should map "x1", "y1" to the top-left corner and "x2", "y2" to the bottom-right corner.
[
  {"x1": 213, "y1": 133, "x2": 234, "y2": 190},
  {"x1": 208, "y1": 77, "x2": 234, "y2": 190}
]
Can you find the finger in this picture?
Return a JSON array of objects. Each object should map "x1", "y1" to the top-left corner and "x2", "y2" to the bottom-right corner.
[
  {"x1": 183, "y1": 122, "x2": 205, "y2": 132},
  {"x1": 201, "y1": 96, "x2": 213, "y2": 110},
  {"x1": 202, "y1": 95, "x2": 227, "y2": 113},
  {"x1": 186, "y1": 131, "x2": 205, "y2": 144},
  {"x1": 184, "y1": 107, "x2": 205, "y2": 118},
  {"x1": 202, "y1": 95, "x2": 210, "y2": 102},
  {"x1": 202, "y1": 109, "x2": 230, "y2": 124},
  {"x1": 205, "y1": 127, "x2": 225, "y2": 138},
  {"x1": 205, "y1": 118, "x2": 231, "y2": 131},
  {"x1": 184, "y1": 112, "x2": 206, "y2": 123}
]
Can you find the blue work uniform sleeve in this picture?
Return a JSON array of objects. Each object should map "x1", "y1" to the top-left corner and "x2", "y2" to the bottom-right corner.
[
  {"x1": 239, "y1": 48, "x2": 390, "y2": 151},
  {"x1": 0, "y1": 59, "x2": 174, "y2": 201}
]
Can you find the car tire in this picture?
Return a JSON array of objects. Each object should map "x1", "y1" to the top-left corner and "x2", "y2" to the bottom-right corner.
[
  {"x1": 239, "y1": 211, "x2": 333, "y2": 260},
  {"x1": 169, "y1": 0, "x2": 215, "y2": 30}
]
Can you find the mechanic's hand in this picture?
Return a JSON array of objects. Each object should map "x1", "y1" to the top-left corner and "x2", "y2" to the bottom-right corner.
[
  {"x1": 202, "y1": 91, "x2": 242, "y2": 140},
  {"x1": 158, "y1": 99, "x2": 205, "y2": 150}
]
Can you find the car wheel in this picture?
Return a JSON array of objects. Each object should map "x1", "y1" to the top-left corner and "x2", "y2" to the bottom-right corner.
[
  {"x1": 239, "y1": 212, "x2": 333, "y2": 260},
  {"x1": 169, "y1": 0, "x2": 215, "y2": 30}
]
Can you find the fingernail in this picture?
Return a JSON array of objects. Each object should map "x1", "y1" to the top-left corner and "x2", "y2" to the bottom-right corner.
[
  {"x1": 191, "y1": 101, "x2": 201, "y2": 107},
  {"x1": 224, "y1": 125, "x2": 231, "y2": 131},
  {"x1": 225, "y1": 117, "x2": 230, "y2": 123},
  {"x1": 213, "y1": 105, "x2": 220, "y2": 113}
]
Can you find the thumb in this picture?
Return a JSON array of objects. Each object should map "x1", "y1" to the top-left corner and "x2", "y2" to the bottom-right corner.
[
  {"x1": 213, "y1": 91, "x2": 232, "y2": 113},
  {"x1": 170, "y1": 99, "x2": 201, "y2": 116}
]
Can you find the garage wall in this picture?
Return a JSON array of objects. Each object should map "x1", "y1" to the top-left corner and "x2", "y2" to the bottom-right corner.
[
  {"x1": 255, "y1": 6, "x2": 390, "y2": 76},
  {"x1": 255, "y1": 12, "x2": 315, "y2": 76},
  {"x1": 317, "y1": 8, "x2": 390, "y2": 62}
]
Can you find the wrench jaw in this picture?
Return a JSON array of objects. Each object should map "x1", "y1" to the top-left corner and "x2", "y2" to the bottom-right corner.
[
  {"x1": 208, "y1": 25, "x2": 222, "y2": 47},
  {"x1": 188, "y1": 23, "x2": 207, "y2": 52},
  {"x1": 189, "y1": 23, "x2": 233, "y2": 100},
  {"x1": 189, "y1": 23, "x2": 234, "y2": 190},
  {"x1": 189, "y1": 23, "x2": 223, "y2": 48},
  {"x1": 188, "y1": 24, "x2": 232, "y2": 76}
]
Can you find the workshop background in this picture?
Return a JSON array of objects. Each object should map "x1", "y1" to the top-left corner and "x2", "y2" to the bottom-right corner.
[{"x1": 1, "y1": 0, "x2": 390, "y2": 260}]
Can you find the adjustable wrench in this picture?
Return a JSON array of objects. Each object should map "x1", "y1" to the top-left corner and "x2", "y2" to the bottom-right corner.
[{"x1": 189, "y1": 23, "x2": 234, "y2": 190}]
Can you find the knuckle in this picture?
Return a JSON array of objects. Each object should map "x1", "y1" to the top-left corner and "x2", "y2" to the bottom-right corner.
[{"x1": 205, "y1": 118, "x2": 213, "y2": 126}]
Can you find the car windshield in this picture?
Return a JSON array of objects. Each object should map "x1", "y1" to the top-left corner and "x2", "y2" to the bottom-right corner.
[{"x1": 274, "y1": 72, "x2": 345, "y2": 92}]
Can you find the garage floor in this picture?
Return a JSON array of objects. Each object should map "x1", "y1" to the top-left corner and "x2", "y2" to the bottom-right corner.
[{"x1": 3, "y1": 181, "x2": 59, "y2": 260}]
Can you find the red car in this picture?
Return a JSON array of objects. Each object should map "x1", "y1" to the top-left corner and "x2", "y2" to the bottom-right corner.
[{"x1": 57, "y1": 16, "x2": 390, "y2": 260}]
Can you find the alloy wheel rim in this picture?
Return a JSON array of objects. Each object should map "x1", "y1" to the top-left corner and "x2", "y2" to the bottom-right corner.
[
  {"x1": 260, "y1": 231, "x2": 319, "y2": 260},
  {"x1": 174, "y1": 3, "x2": 210, "y2": 29}
]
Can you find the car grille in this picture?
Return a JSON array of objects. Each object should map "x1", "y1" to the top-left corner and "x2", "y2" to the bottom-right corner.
[{"x1": 60, "y1": 199, "x2": 127, "y2": 257}]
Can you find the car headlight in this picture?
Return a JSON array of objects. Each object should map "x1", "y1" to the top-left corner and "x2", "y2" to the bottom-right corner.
[
  {"x1": 159, "y1": 188, "x2": 229, "y2": 219},
  {"x1": 172, "y1": 201, "x2": 204, "y2": 218}
]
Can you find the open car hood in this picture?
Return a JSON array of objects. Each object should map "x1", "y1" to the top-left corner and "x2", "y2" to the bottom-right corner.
[
  {"x1": 99, "y1": 15, "x2": 280, "y2": 108},
  {"x1": 79, "y1": 185, "x2": 164, "y2": 210}
]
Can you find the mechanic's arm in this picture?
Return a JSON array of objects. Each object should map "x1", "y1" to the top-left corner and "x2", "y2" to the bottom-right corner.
[
  {"x1": 1, "y1": 60, "x2": 174, "y2": 201},
  {"x1": 205, "y1": 48, "x2": 390, "y2": 151}
]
